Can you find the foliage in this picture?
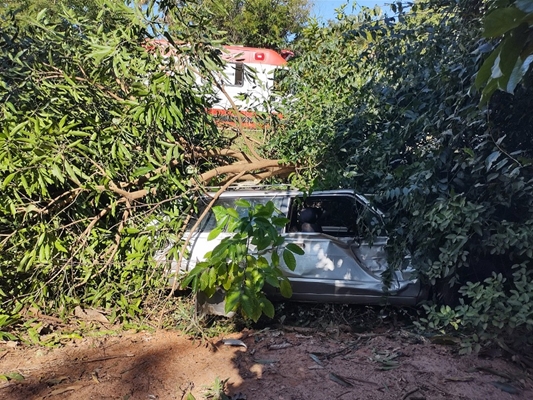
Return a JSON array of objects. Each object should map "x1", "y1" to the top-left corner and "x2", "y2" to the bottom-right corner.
[
  {"x1": 184, "y1": 200, "x2": 303, "y2": 322},
  {"x1": 0, "y1": 0, "x2": 231, "y2": 327},
  {"x1": 204, "y1": 0, "x2": 311, "y2": 49},
  {"x1": 202, "y1": 377, "x2": 230, "y2": 400},
  {"x1": 420, "y1": 262, "x2": 533, "y2": 353},
  {"x1": 476, "y1": 0, "x2": 533, "y2": 103},
  {"x1": 0, "y1": 372, "x2": 25, "y2": 382},
  {"x1": 0, "y1": 0, "x2": 101, "y2": 26},
  {"x1": 265, "y1": 6, "x2": 385, "y2": 180},
  {"x1": 271, "y1": 0, "x2": 533, "y2": 342},
  {"x1": 3, "y1": 0, "x2": 532, "y2": 342},
  {"x1": 0, "y1": 312, "x2": 19, "y2": 340}
]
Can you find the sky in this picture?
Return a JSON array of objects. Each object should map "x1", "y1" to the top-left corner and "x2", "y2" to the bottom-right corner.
[{"x1": 312, "y1": 0, "x2": 389, "y2": 23}]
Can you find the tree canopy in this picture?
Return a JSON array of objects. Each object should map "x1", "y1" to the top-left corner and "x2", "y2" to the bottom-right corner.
[
  {"x1": 0, "y1": 0, "x2": 101, "y2": 26},
  {"x1": 204, "y1": 0, "x2": 311, "y2": 49},
  {"x1": 273, "y1": 0, "x2": 533, "y2": 347}
]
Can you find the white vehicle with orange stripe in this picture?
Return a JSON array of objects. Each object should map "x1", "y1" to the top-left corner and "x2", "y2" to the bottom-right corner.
[{"x1": 145, "y1": 39, "x2": 289, "y2": 127}]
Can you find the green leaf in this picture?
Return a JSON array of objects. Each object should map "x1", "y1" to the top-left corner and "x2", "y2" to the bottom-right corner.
[
  {"x1": 282, "y1": 249, "x2": 297, "y2": 271},
  {"x1": 265, "y1": 273, "x2": 280, "y2": 288},
  {"x1": 2, "y1": 172, "x2": 16, "y2": 188},
  {"x1": 210, "y1": 240, "x2": 231, "y2": 259},
  {"x1": 209, "y1": 266, "x2": 217, "y2": 286},
  {"x1": 4, "y1": 372, "x2": 24, "y2": 381},
  {"x1": 28, "y1": 328, "x2": 40, "y2": 344},
  {"x1": 279, "y1": 278, "x2": 293, "y2": 298},
  {"x1": 254, "y1": 235, "x2": 272, "y2": 251},
  {"x1": 199, "y1": 270, "x2": 210, "y2": 291},
  {"x1": 480, "y1": 76, "x2": 500, "y2": 105},
  {"x1": 285, "y1": 243, "x2": 305, "y2": 255},
  {"x1": 241, "y1": 295, "x2": 253, "y2": 320},
  {"x1": 272, "y1": 217, "x2": 290, "y2": 227},
  {"x1": 212, "y1": 206, "x2": 228, "y2": 222},
  {"x1": 271, "y1": 250, "x2": 280, "y2": 267},
  {"x1": 87, "y1": 44, "x2": 115, "y2": 64},
  {"x1": 260, "y1": 297, "x2": 275, "y2": 318},
  {"x1": 53, "y1": 240, "x2": 68, "y2": 253},
  {"x1": 495, "y1": 24, "x2": 530, "y2": 91},
  {"x1": 9, "y1": 120, "x2": 29, "y2": 136},
  {"x1": 507, "y1": 54, "x2": 533, "y2": 94},
  {"x1": 483, "y1": 8, "x2": 526, "y2": 38},
  {"x1": 476, "y1": 43, "x2": 501, "y2": 88},
  {"x1": 486, "y1": 151, "x2": 501, "y2": 170},
  {"x1": 50, "y1": 164, "x2": 65, "y2": 183},
  {"x1": 217, "y1": 215, "x2": 230, "y2": 230},
  {"x1": 263, "y1": 201, "x2": 275, "y2": 214},
  {"x1": 241, "y1": 286, "x2": 263, "y2": 319},
  {"x1": 63, "y1": 160, "x2": 79, "y2": 184},
  {"x1": 463, "y1": 148, "x2": 475, "y2": 158},
  {"x1": 225, "y1": 289, "x2": 241, "y2": 313},
  {"x1": 235, "y1": 199, "x2": 251, "y2": 208},
  {"x1": 183, "y1": 263, "x2": 207, "y2": 285},
  {"x1": 226, "y1": 207, "x2": 240, "y2": 219},
  {"x1": 207, "y1": 227, "x2": 222, "y2": 241}
]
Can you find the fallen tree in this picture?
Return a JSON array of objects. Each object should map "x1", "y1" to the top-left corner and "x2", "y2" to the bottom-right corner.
[{"x1": 0, "y1": 0, "x2": 294, "y2": 327}]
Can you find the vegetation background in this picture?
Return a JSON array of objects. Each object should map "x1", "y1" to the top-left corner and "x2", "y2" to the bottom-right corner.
[{"x1": 1, "y1": 0, "x2": 533, "y2": 352}]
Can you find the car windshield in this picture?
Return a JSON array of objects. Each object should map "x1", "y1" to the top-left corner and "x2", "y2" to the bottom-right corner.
[{"x1": 190, "y1": 196, "x2": 286, "y2": 232}]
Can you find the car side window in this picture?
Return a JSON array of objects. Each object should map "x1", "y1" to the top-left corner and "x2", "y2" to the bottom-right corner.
[{"x1": 289, "y1": 195, "x2": 384, "y2": 238}]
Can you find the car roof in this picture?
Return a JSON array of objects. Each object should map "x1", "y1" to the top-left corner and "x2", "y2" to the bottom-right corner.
[{"x1": 206, "y1": 188, "x2": 369, "y2": 204}]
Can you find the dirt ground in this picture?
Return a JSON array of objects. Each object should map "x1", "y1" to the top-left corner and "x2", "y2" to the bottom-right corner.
[{"x1": 1, "y1": 319, "x2": 532, "y2": 400}]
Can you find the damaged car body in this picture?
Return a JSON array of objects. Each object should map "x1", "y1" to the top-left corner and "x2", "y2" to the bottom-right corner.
[{"x1": 158, "y1": 188, "x2": 427, "y2": 314}]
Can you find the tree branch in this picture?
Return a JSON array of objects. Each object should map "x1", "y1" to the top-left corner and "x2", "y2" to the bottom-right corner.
[{"x1": 196, "y1": 159, "x2": 288, "y2": 183}]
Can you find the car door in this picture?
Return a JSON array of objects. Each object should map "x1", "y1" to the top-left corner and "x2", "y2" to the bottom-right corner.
[{"x1": 275, "y1": 192, "x2": 421, "y2": 305}]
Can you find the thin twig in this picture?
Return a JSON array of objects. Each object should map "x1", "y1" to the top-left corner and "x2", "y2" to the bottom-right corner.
[
  {"x1": 65, "y1": 200, "x2": 125, "y2": 289},
  {"x1": 336, "y1": 391, "x2": 352, "y2": 399},
  {"x1": 401, "y1": 387, "x2": 420, "y2": 400},
  {"x1": 474, "y1": 366, "x2": 513, "y2": 381},
  {"x1": 79, "y1": 354, "x2": 135, "y2": 363}
]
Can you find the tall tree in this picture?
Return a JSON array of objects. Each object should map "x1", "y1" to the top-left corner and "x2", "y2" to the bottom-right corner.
[{"x1": 206, "y1": 0, "x2": 311, "y2": 49}]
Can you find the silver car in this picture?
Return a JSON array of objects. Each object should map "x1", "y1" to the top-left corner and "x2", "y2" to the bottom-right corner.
[{"x1": 159, "y1": 188, "x2": 426, "y2": 314}]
